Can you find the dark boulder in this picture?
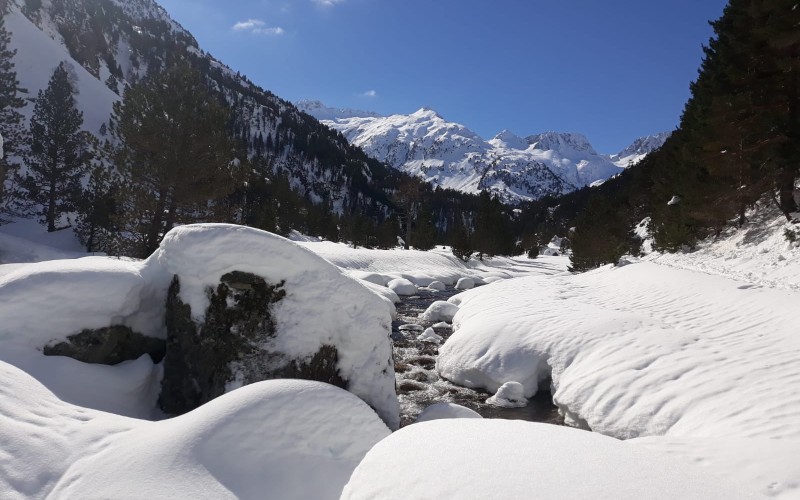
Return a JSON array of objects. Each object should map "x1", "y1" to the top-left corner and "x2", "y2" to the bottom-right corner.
[
  {"x1": 43, "y1": 325, "x2": 165, "y2": 365},
  {"x1": 159, "y1": 271, "x2": 347, "y2": 415}
]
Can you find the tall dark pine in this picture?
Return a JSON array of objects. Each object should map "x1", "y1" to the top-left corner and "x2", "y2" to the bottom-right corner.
[
  {"x1": 0, "y1": 15, "x2": 27, "y2": 223},
  {"x1": 111, "y1": 62, "x2": 243, "y2": 257},
  {"x1": 75, "y1": 163, "x2": 118, "y2": 253},
  {"x1": 23, "y1": 62, "x2": 89, "y2": 232}
]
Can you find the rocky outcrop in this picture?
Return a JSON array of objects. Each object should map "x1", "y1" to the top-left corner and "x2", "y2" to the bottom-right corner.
[
  {"x1": 159, "y1": 271, "x2": 348, "y2": 416},
  {"x1": 43, "y1": 326, "x2": 165, "y2": 365}
]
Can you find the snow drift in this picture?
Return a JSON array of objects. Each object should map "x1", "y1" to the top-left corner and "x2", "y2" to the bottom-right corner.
[
  {"x1": 341, "y1": 419, "x2": 751, "y2": 500},
  {"x1": 0, "y1": 362, "x2": 389, "y2": 500}
]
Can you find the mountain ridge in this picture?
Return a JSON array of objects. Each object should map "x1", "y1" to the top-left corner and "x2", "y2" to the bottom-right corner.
[{"x1": 299, "y1": 100, "x2": 669, "y2": 203}]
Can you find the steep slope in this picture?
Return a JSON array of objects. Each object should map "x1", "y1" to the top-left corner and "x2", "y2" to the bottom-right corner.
[
  {"x1": 5, "y1": 0, "x2": 404, "y2": 217},
  {"x1": 608, "y1": 131, "x2": 671, "y2": 168},
  {"x1": 306, "y1": 104, "x2": 651, "y2": 204}
]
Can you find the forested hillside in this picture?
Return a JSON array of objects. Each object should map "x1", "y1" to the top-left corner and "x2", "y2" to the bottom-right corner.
[
  {"x1": 0, "y1": 0, "x2": 516, "y2": 258},
  {"x1": 541, "y1": 0, "x2": 800, "y2": 271}
]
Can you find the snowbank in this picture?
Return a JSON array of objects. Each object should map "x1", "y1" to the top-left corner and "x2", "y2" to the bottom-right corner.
[
  {"x1": 415, "y1": 402, "x2": 482, "y2": 422},
  {"x1": 341, "y1": 420, "x2": 751, "y2": 500},
  {"x1": 0, "y1": 362, "x2": 389, "y2": 500},
  {"x1": 0, "y1": 256, "x2": 167, "y2": 347},
  {"x1": 297, "y1": 240, "x2": 569, "y2": 286},
  {"x1": 436, "y1": 260, "x2": 800, "y2": 497},
  {"x1": 440, "y1": 262, "x2": 800, "y2": 440}
]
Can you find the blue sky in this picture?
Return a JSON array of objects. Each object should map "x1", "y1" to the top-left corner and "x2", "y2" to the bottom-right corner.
[{"x1": 157, "y1": 0, "x2": 728, "y2": 153}]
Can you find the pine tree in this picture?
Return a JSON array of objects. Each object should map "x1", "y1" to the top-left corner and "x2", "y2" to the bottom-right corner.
[
  {"x1": 0, "y1": 15, "x2": 27, "y2": 223},
  {"x1": 75, "y1": 163, "x2": 119, "y2": 253},
  {"x1": 411, "y1": 207, "x2": 437, "y2": 251},
  {"x1": 23, "y1": 62, "x2": 90, "y2": 232},
  {"x1": 449, "y1": 222, "x2": 473, "y2": 262},
  {"x1": 473, "y1": 192, "x2": 513, "y2": 258},
  {"x1": 111, "y1": 62, "x2": 244, "y2": 256}
]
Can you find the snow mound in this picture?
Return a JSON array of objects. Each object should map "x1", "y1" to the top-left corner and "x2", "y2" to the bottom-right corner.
[
  {"x1": 455, "y1": 277, "x2": 475, "y2": 290},
  {"x1": 415, "y1": 402, "x2": 482, "y2": 422},
  {"x1": 420, "y1": 300, "x2": 459, "y2": 322},
  {"x1": 486, "y1": 381, "x2": 527, "y2": 408},
  {"x1": 417, "y1": 403, "x2": 483, "y2": 423},
  {"x1": 427, "y1": 280, "x2": 446, "y2": 291},
  {"x1": 358, "y1": 280, "x2": 398, "y2": 319},
  {"x1": 0, "y1": 256, "x2": 167, "y2": 347},
  {"x1": 0, "y1": 361, "x2": 389, "y2": 500},
  {"x1": 341, "y1": 420, "x2": 751, "y2": 500},
  {"x1": 154, "y1": 224, "x2": 400, "y2": 428},
  {"x1": 417, "y1": 328, "x2": 443, "y2": 344},
  {"x1": 347, "y1": 270, "x2": 390, "y2": 286},
  {"x1": 387, "y1": 278, "x2": 417, "y2": 296}
]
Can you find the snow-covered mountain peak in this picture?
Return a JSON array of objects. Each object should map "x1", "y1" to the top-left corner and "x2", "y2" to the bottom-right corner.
[
  {"x1": 610, "y1": 131, "x2": 671, "y2": 167},
  {"x1": 489, "y1": 130, "x2": 528, "y2": 151},
  {"x1": 295, "y1": 99, "x2": 382, "y2": 121},
  {"x1": 410, "y1": 107, "x2": 443, "y2": 120},
  {"x1": 526, "y1": 132, "x2": 596, "y2": 155},
  {"x1": 614, "y1": 132, "x2": 671, "y2": 159}
]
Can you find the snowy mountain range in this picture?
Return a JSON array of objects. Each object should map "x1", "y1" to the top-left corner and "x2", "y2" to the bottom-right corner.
[{"x1": 297, "y1": 101, "x2": 670, "y2": 203}]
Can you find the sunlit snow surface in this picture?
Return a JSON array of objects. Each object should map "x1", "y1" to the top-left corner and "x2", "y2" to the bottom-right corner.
[
  {"x1": 1, "y1": 213, "x2": 799, "y2": 498},
  {"x1": 342, "y1": 420, "x2": 754, "y2": 500},
  {"x1": 0, "y1": 365, "x2": 389, "y2": 500}
]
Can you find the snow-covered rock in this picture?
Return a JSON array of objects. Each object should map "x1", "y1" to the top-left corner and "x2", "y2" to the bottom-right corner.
[
  {"x1": 415, "y1": 402, "x2": 482, "y2": 422},
  {"x1": 427, "y1": 280, "x2": 446, "y2": 291},
  {"x1": 387, "y1": 278, "x2": 417, "y2": 296},
  {"x1": 455, "y1": 277, "x2": 475, "y2": 290},
  {"x1": 420, "y1": 300, "x2": 459, "y2": 322},
  {"x1": 486, "y1": 381, "x2": 527, "y2": 408},
  {"x1": 417, "y1": 328, "x2": 443, "y2": 344},
  {"x1": 0, "y1": 224, "x2": 400, "y2": 428},
  {"x1": 346, "y1": 270, "x2": 391, "y2": 286},
  {"x1": 0, "y1": 362, "x2": 390, "y2": 500},
  {"x1": 341, "y1": 420, "x2": 751, "y2": 500}
]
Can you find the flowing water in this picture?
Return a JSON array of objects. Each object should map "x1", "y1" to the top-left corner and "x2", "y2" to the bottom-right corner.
[{"x1": 392, "y1": 286, "x2": 564, "y2": 427}]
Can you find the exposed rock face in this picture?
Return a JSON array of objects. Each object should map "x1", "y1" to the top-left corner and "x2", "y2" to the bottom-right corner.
[
  {"x1": 43, "y1": 326, "x2": 165, "y2": 365},
  {"x1": 159, "y1": 271, "x2": 347, "y2": 415}
]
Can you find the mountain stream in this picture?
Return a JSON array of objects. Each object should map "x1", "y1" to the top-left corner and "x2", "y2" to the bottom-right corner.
[{"x1": 392, "y1": 286, "x2": 564, "y2": 427}]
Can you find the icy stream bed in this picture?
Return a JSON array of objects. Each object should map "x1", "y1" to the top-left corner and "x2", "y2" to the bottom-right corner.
[{"x1": 392, "y1": 286, "x2": 563, "y2": 427}]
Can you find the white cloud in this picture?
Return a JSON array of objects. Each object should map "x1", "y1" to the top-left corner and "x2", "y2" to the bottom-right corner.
[
  {"x1": 232, "y1": 19, "x2": 285, "y2": 35},
  {"x1": 313, "y1": 0, "x2": 345, "y2": 6},
  {"x1": 360, "y1": 90, "x2": 377, "y2": 98}
]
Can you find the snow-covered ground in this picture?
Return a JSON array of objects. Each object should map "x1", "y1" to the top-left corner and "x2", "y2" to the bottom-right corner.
[
  {"x1": 297, "y1": 239, "x2": 567, "y2": 286},
  {"x1": 342, "y1": 419, "x2": 753, "y2": 500},
  {"x1": 0, "y1": 365, "x2": 389, "y2": 500},
  {"x1": 435, "y1": 213, "x2": 800, "y2": 498},
  {"x1": 2, "y1": 216, "x2": 799, "y2": 498}
]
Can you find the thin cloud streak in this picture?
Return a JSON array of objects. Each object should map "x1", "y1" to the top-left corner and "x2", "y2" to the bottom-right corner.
[{"x1": 232, "y1": 19, "x2": 284, "y2": 35}]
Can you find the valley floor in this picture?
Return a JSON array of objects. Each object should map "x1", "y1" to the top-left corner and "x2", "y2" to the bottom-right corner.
[{"x1": 0, "y1": 217, "x2": 798, "y2": 498}]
